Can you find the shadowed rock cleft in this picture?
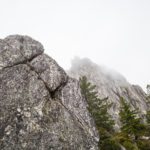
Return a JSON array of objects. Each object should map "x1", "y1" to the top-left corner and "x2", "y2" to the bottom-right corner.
[{"x1": 0, "y1": 35, "x2": 99, "y2": 150}]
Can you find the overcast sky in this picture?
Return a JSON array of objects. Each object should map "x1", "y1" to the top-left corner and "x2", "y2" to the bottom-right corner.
[{"x1": 0, "y1": 0, "x2": 150, "y2": 91}]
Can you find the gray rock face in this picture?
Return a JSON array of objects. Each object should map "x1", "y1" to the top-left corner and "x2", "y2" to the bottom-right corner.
[
  {"x1": 0, "y1": 35, "x2": 98, "y2": 150},
  {"x1": 55, "y1": 78, "x2": 98, "y2": 140},
  {"x1": 68, "y1": 57, "x2": 148, "y2": 130},
  {"x1": 0, "y1": 35, "x2": 44, "y2": 69},
  {"x1": 30, "y1": 54, "x2": 68, "y2": 91}
]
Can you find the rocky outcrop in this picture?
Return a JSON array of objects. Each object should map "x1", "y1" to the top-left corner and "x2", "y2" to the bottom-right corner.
[
  {"x1": 68, "y1": 57, "x2": 148, "y2": 130},
  {"x1": 0, "y1": 35, "x2": 99, "y2": 150}
]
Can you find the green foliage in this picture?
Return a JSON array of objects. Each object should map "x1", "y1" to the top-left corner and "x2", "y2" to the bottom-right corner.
[
  {"x1": 137, "y1": 139, "x2": 150, "y2": 150},
  {"x1": 119, "y1": 97, "x2": 150, "y2": 150},
  {"x1": 146, "y1": 111, "x2": 150, "y2": 124},
  {"x1": 80, "y1": 76, "x2": 150, "y2": 150},
  {"x1": 114, "y1": 132, "x2": 139, "y2": 150},
  {"x1": 80, "y1": 76, "x2": 114, "y2": 133},
  {"x1": 99, "y1": 129, "x2": 121, "y2": 150},
  {"x1": 80, "y1": 76, "x2": 120, "y2": 149},
  {"x1": 122, "y1": 140, "x2": 139, "y2": 150},
  {"x1": 100, "y1": 137, "x2": 121, "y2": 150},
  {"x1": 119, "y1": 97, "x2": 146, "y2": 140},
  {"x1": 145, "y1": 111, "x2": 150, "y2": 138}
]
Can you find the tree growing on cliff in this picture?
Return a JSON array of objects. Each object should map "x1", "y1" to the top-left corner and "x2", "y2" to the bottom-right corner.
[
  {"x1": 145, "y1": 110, "x2": 150, "y2": 137},
  {"x1": 80, "y1": 76, "x2": 114, "y2": 132},
  {"x1": 118, "y1": 97, "x2": 148, "y2": 150},
  {"x1": 119, "y1": 97, "x2": 145, "y2": 140},
  {"x1": 146, "y1": 111, "x2": 150, "y2": 124},
  {"x1": 80, "y1": 76, "x2": 121, "y2": 150}
]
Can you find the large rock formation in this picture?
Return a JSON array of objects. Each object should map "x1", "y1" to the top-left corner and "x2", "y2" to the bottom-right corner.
[
  {"x1": 0, "y1": 35, "x2": 99, "y2": 150},
  {"x1": 68, "y1": 57, "x2": 148, "y2": 130}
]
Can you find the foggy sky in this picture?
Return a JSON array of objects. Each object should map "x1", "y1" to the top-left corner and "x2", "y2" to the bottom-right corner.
[{"x1": 0, "y1": 0, "x2": 150, "y2": 91}]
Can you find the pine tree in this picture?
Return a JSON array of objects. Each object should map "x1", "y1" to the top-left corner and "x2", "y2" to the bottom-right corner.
[
  {"x1": 80, "y1": 76, "x2": 114, "y2": 132},
  {"x1": 119, "y1": 97, "x2": 146, "y2": 141},
  {"x1": 79, "y1": 76, "x2": 121, "y2": 149},
  {"x1": 145, "y1": 110, "x2": 150, "y2": 137},
  {"x1": 146, "y1": 111, "x2": 150, "y2": 125},
  {"x1": 145, "y1": 93, "x2": 150, "y2": 136},
  {"x1": 146, "y1": 111, "x2": 150, "y2": 124}
]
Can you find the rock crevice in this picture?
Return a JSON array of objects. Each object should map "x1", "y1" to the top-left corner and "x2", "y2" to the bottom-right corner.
[{"x1": 0, "y1": 35, "x2": 98, "y2": 150}]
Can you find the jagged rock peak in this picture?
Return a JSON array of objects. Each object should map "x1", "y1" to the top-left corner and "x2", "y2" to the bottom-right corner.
[
  {"x1": 0, "y1": 35, "x2": 99, "y2": 150},
  {"x1": 70, "y1": 57, "x2": 128, "y2": 86},
  {"x1": 68, "y1": 57, "x2": 148, "y2": 130}
]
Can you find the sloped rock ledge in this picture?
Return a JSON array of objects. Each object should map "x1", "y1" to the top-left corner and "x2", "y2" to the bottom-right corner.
[{"x1": 0, "y1": 35, "x2": 98, "y2": 150}]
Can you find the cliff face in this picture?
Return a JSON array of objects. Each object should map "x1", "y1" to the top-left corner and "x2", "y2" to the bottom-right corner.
[
  {"x1": 68, "y1": 57, "x2": 148, "y2": 129},
  {"x1": 0, "y1": 35, "x2": 99, "y2": 150}
]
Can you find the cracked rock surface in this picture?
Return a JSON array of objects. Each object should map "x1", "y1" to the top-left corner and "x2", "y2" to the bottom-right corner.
[
  {"x1": 0, "y1": 35, "x2": 99, "y2": 150},
  {"x1": 68, "y1": 58, "x2": 148, "y2": 130}
]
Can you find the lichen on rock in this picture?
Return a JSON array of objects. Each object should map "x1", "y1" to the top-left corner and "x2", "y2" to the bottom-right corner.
[{"x1": 0, "y1": 35, "x2": 99, "y2": 150}]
